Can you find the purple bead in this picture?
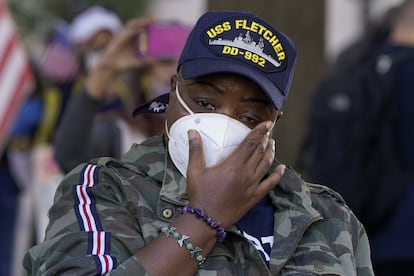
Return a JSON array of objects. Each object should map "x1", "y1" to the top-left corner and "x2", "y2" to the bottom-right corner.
[
  {"x1": 217, "y1": 229, "x2": 226, "y2": 242},
  {"x1": 182, "y1": 206, "x2": 191, "y2": 213}
]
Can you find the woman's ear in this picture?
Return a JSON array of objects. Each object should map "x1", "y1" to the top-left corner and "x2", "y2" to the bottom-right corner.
[
  {"x1": 166, "y1": 74, "x2": 178, "y2": 119},
  {"x1": 170, "y1": 74, "x2": 178, "y2": 94}
]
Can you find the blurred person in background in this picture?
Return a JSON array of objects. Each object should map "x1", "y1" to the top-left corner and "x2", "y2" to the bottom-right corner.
[
  {"x1": 367, "y1": 1, "x2": 414, "y2": 275},
  {"x1": 0, "y1": 88, "x2": 41, "y2": 276},
  {"x1": 9, "y1": 20, "x2": 81, "y2": 276},
  {"x1": 10, "y1": 8, "x2": 123, "y2": 275},
  {"x1": 0, "y1": 152, "x2": 19, "y2": 276},
  {"x1": 0, "y1": 2, "x2": 41, "y2": 275},
  {"x1": 53, "y1": 5, "x2": 190, "y2": 173},
  {"x1": 333, "y1": 5, "x2": 400, "y2": 75},
  {"x1": 299, "y1": 1, "x2": 414, "y2": 275}
]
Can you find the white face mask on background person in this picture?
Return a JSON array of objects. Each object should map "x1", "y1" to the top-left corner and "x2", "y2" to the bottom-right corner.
[
  {"x1": 166, "y1": 82, "x2": 252, "y2": 178},
  {"x1": 84, "y1": 49, "x2": 103, "y2": 72}
]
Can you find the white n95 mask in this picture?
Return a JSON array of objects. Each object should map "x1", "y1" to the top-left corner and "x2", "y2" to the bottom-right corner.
[
  {"x1": 166, "y1": 82, "x2": 251, "y2": 178},
  {"x1": 167, "y1": 113, "x2": 251, "y2": 177},
  {"x1": 84, "y1": 50, "x2": 103, "y2": 72}
]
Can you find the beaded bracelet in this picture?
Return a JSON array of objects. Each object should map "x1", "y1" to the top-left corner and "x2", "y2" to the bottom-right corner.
[
  {"x1": 179, "y1": 205, "x2": 226, "y2": 243},
  {"x1": 160, "y1": 226, "x2": 206, "y2": 268}
]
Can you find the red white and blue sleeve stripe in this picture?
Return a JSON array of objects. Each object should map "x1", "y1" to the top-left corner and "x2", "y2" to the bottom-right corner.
[{"x1": 73, "y1": 163, "x2": 118, "y2": 274}]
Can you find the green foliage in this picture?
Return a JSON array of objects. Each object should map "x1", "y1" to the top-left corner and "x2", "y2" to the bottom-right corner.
[
  {"x1": 40, "y1": 0, "x2": 150, "y2": 22},
  {"x1": 6, "y1": 0, "x2": 149, "y2": 35}
]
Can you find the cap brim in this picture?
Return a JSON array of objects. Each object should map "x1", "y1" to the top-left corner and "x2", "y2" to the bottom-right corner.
[{"x1": 180, "y1": 58, "x2": 285, "y2": 110}]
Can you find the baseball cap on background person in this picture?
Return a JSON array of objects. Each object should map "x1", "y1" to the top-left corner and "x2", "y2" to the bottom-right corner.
[
  {"x1": 69, "y1": 6, "x2": 122, "y2": 45},
  {"x1": 133, "y1": 10, "x2": 297, "y2": 116}
]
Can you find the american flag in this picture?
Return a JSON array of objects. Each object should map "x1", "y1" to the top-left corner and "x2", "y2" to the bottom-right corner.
[
  {"x1": 39, "y1": 21, "x2": 79, "y2": 84},
  {"x1": 0, "y1": 0, "x2": 33, "y2": 154}
]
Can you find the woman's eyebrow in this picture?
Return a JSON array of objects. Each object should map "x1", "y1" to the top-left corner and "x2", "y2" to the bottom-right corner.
[
  {"x1": 240, "y1": 97, "x2": 271, "y2": 106},
  {"x1": 187, "y1": 80, "x2": 224, "y2": 94},
  {"x1": 186, "y1": 79, "x2": 271, "y2": 106}
]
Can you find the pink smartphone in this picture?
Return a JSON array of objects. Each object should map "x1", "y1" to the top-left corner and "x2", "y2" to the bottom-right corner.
[{"x1": 136, "y1": 23, "x2": 192, "y2": 58}]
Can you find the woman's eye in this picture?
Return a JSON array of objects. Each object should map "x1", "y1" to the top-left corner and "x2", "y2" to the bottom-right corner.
[
  {"x1": 197, "y1": 100, "x2": 216, "y2": 111},
  {"x1": 239, "y1": 115, "x2": 260, "y2": 126}
]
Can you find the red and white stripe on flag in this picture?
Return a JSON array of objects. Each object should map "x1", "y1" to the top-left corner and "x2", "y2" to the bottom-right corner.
[{"x1": 0, "y1": 0, "x2": 33, "y2": 154}]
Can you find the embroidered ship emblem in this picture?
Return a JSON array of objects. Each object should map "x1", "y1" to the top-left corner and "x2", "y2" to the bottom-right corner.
[{"x1": 209, "y1": 31, "x2": 281, "y2": 67}]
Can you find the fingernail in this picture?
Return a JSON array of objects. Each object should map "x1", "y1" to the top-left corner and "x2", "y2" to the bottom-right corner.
[
  {"x1": 266, "y1": 121, "x2": 272, "y2": 130},
  {"x1": 188, "y1": 129, "x2": 196, "y2": 139}
]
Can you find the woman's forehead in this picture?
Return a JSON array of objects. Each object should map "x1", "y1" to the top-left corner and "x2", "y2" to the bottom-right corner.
[{"x1": 182, "y1": 73, "x2": 267, "y2": 97}]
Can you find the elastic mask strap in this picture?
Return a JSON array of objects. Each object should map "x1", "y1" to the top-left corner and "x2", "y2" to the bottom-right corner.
[
  {"x1": 175, "y1": 81, "x2": 194, "y2": 115},
  {"x1": 270, "y1": 116, "x2": 277, "y2": 130},
  {"x1": 266, "y1": 116, "x2": 277, "y2": 136},
  {"x1": 164, "y1": 120, "x2": 171, "y2": 140},
  {"x1": 165, "y1": 81, "x2": 193, "y2": 141}
]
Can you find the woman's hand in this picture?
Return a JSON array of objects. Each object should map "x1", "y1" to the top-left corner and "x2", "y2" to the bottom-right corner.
[{"x1": 186, "y1": 120, "x2": 285, "y2": 228}]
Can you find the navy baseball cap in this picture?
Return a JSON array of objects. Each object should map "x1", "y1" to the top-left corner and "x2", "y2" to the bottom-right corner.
[{"x1": 133, "y1": 10, "x2": 296, "y2": 116}]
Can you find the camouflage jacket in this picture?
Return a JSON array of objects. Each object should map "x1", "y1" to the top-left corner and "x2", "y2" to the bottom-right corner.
[{"x1": 24, "y1": 135, "x2": 374, "y2": 275}]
